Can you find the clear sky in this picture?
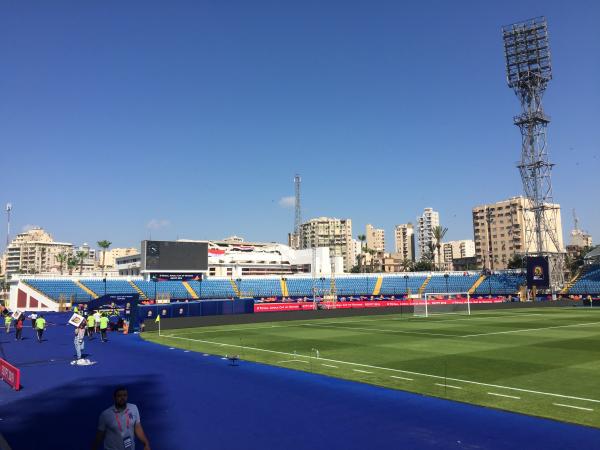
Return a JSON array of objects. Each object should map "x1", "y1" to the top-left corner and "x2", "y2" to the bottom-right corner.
[{"x1": 1, "y1": 0, "x2": 599, "y2": 252}]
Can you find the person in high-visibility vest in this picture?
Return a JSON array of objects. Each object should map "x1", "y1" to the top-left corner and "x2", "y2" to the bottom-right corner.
[
  {"x1": 87, "y1": 314, "x2": 95, "y2": 340},
  {"x1": 99, "y1": 315, "x2": 109, "y2": 342},
  {"x1": 4, "y1": 314, "x2": 12, "y2": 334},
  {"x1": 35, "y1": 315, "x2": 46, "y2": 343}
]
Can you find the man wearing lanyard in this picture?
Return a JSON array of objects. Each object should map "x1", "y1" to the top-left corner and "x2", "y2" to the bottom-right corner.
[{"x1": 92, "y1": 387, "x2": 151, "y2": 450}]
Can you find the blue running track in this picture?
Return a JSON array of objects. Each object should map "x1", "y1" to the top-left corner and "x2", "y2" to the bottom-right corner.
[{"x1": 0, "y1": 313, "x2": 599, "y2": 450}]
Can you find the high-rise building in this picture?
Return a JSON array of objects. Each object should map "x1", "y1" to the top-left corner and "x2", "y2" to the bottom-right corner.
[
  {"x1": 417, "y1": 208, "x2": 440, "y2": 262},
  {"x1": 472, "y1": 196, "x2": 563, "y2": 270},
  {"x1": 299, "y1": 217, "x2": 353, "y2": 271},
  {"x1": 101, "y1": 247, "x2": 139, "y2": 269},
  {"x1": 3, "y1": 227, "x2": 73, "y2": 276},
  {"x1": 365, "y1": 224, "x2": 385, "y2": 252},
  {"x1": 394, "y1": 223, "x2": 415, "y2": 262}
]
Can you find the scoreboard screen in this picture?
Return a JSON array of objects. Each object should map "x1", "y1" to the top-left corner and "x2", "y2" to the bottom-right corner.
[{"x1": 141, "y1": 240, "x2": 208, "y2": 272}]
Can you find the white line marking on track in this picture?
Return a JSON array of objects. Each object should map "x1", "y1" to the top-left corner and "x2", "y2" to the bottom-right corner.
[
  {"x1": 390, "y1": 375, "x2": 413, "y2": 381},
  {"x1": 435, "y1": 383, "x2": 462, "y2": 389},
  {"x1": 278, "y1": 359, "x2": 309, "y2": 364},
  {"x1": 322, "y1": 364, "x2": 338, "y2": 368},
  {"x1": 553, "y1": 403, "x2": 593, "y2": 412},
  {"x1": 488, "y1": 392, "x2": 520, "y2": 400},
  {"x1": 353, "y1": 369, "x2": 373, "y2": 374},
  {"x1": 159, "y1": 334, "x2": 600, "y2": 404},
  {"x1": 463, "y1": 321, "x2": 600, "y2": 338}
]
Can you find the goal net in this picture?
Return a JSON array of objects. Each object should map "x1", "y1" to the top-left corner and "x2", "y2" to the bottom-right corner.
[{"x1": 414, "y1": 293, "x2": 471, "y2": 317}]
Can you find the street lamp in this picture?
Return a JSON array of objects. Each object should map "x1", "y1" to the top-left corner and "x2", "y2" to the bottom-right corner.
[
  {"x1": 444, "y1": 273, "x2": 449, "y2": 293},
  {"x1": 404, "y1": 275, "x2": 409, "y2": 297},
  {"x1": 103, "y1": 277, "x2": 107, "y2": 297}
]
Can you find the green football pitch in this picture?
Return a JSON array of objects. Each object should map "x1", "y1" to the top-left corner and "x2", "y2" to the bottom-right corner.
[{"x1": 143, "y1": 307, "x2": 600, "y2": 428}]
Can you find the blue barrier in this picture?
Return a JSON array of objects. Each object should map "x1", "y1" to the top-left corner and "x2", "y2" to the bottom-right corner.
[{"x1": 137, "y1": 299, "x2": 254, "y2": 321}]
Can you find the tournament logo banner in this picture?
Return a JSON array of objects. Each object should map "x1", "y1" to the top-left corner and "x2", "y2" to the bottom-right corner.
[
  {"x1": 527, "y1": 256, "x2": 550, "y2": 288},
  {"x1": 150, "y1": 273, "x2": 203, "y2": 282}
]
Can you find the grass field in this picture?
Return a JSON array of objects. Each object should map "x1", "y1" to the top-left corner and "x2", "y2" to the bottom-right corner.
[{"x1": 143, "y1": 307, "x2": 600, "y2": 428}]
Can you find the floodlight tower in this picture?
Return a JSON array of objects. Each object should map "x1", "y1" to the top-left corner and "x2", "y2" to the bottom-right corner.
[
  {"x1": 294, "y1": 174, "x2": 302, "y2": 237},
  {"x1": 502, "y1": 17, "x2": 564, "y2": 290},
  {"x1": 5, "y1": 203, "x2": 11, "y2": 248}
]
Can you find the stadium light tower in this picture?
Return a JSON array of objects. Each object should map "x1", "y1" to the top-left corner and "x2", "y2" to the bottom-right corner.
[
  {"x1": 502, "y1": 17, "x2": 564, "y2": 290},
  {"x1": 5, "y1": 203, "x2": 12, "y2": 248}
]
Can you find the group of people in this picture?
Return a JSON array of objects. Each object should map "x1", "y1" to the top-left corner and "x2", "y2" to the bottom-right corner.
[{"x1": 3, "y1": 309, "x2": 47, "y2": 342}]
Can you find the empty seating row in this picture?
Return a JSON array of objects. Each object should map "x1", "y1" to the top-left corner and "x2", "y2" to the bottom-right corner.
[{"x1": 25, "y1": 279, "x2": 92, "y2": 301}]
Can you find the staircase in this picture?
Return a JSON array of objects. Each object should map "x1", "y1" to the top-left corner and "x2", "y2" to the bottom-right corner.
[
  {"x1": 128, "y1": 280, "x2": 148, "y2": 300},
  {"x1": 74, "y1": 280, "x2": 99, "y2": 299},
  {"x1": 418, "y1": 275, "x2": 432, "y2": 296},
  {"x1": 182, "y1": 281, "x2": 199, "y2": 299},
  {"x1": 372, "y1": 276, "x2": 383, "y2": 296},
  {"x1": 468, "y1": 274, "x2": 487, "y2": 295},
  {"x1": 229, "y1": 279, "x2": 241, "y2": 298},
  {"x1": 561, "y1": 269, "x2": 582, "y2": 294},
  {"x1": 280, "y1": 278, "x2": 289, "y2": 297}
]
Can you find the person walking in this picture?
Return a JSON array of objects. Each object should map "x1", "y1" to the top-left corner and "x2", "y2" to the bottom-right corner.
[
  {"x1": 35, "y1": 315, "x2": 46, "y2": 343},
  {"x1": 4, "y1": 313, "x2": 11, "y2": 334},
  {"x1": 94, "y1": 310, "x2": 101, "y2": 333},
  {"x1": 92, "y1": 387, "x2": 151, "y2": 450},
  {"x1": 87, "y1": 313, "x2": 95, "y2": 340},
  {"x1": 74, "y1": 322, "x2": 86, "y2": 360},
  {"x1": 99, "y1": 314, "x2": 109, "y2": 342},
  {"x1": 30, "y1": 312, "x2": 38, "y2": 332},
  {"x1": 15, "y1": 315, "x2": 24, "y2": 341}
]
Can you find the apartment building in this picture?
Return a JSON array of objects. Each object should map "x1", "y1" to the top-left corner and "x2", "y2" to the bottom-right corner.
[
  {"x1": 365, "y1": 224, "x2": 385, "y2": 252},
  {"x1": 300, "y1": 217, "x2": 353, "y2": 271},
  {"x1": 472, "y1": 196, "x2": 563, "y2": 270},
  {"x1": 394, "y1": 223, "x2": 415, "y2": 262},
  {"x1": 443, "y1": 240, "x2": 475, "y2": 270},
  {"x1": 417, "y1": 208, "x2": 440, "y2": 262}
]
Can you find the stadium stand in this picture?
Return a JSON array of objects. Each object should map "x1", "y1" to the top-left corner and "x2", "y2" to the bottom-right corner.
[
  {"x1": 17, "y1": 271, "x2": 536, "y2": 304},
  {"x1": 474, "y1": 272, "x2": 525, "y2": 295},
  {"x1": 568, "y1": 265, "x2": 600, "y2": 295},
  {"x1": 25, "y1": 279, "x2": 92, "y2": 302}
]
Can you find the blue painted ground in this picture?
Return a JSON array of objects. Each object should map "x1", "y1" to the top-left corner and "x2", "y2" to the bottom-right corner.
[{"x1": 1, "y1": 313, "x2": 599, "y2": 450}]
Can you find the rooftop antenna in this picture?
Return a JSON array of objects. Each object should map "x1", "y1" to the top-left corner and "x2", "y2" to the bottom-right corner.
[{"x1": 572, "y1": 209, "x2": 580, "y2": 232}]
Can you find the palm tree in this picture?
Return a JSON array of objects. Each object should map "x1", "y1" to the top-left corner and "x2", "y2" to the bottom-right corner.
[
  {"x1": 67, "y1": 256, "x2": 78, "y2": 275},
  {"x1": 357, "y1": 234, "x2": 367, "y2": 273},
  {"x1": 432, "y1": 225, "x2": 448, "y2": 271},
  {"x1": 400, "y1": 259, "x2": 412, "y2": 272},
  {"x1": 97, "y1": 240, "x2": 112, "y2": 276},
  {"x1": 55, "y1": 252, "x2": 68, "y2": 275},
  {"x1": 76, "y1": 250, "x2": 88, "y2": 275}
]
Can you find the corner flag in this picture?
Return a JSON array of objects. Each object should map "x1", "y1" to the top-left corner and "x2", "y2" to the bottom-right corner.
[{"x1": 155, "y1": 315, "x2": 160, "y2": 323}]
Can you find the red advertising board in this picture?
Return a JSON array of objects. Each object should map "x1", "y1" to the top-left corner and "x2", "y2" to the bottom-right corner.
[
  {"x1": 254, "y1": 298, "x2": 505, "y2": 313},
  {"x1": 0, "y1": 358, "x2": 20, "y2": 391}
]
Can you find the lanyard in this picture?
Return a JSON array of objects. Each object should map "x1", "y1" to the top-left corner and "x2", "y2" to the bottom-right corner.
[{"x1": 115, "y1": 408, "x2": 130, "y2": 433}]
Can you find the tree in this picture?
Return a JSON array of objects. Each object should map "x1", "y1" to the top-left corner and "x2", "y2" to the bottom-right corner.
[
  {"x1": 357, "y1": 234, "x2": 367, "y2": 273},
  {"x1": 55, "y1": 252, "x2": 68, "y2": 275},
  {"x1": 413, "y1": 260, "x2": 434, "y2": 272},
  {"x1": 67, "y1": 255, "x2": 78, "y2": 275},
  {"x1": 97, "y1": 240, "x2": 112, "y2": 276},
  {"x1": 432, "y1": 225, "x2": 448, "y2": 271},
  {"x1": 76, "y1": 250, "x2": 88, "y2": 275},
  {"x1": 400, "y1": 259, "x2": 413, "y2": 272},
  {"x1": 507, "y1": 254, "x2": 525, "y2": 270}
]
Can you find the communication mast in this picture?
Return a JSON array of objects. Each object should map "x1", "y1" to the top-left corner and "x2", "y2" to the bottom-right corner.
[
  {"x1": 502, "y1": 17, "x2": 564, "y2": 290},
  {"x1": 5, "y1": 203, "x2": 12, "y2": 248},
  {"x1": 288, "y1": 174, "x2": 302, "y2": 249}
]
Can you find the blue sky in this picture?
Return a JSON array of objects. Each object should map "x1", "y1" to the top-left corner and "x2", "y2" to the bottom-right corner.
[{"x1": 1, "y1": 1, "x2": 599, "y2": 252}]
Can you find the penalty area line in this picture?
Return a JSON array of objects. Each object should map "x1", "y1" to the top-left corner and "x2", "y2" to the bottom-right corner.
[{"x1": 158, "y1": 334, "x2": 600, "y2": 404}]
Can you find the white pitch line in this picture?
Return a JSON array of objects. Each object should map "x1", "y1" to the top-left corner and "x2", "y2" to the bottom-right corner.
[
  {"x1": 353, "y1": 369, "x2": 373, "y2": 374},
  {"x1": 488, "y1": 392, "x2": 520, "y2": 400},
  {"x1": 322, "y1": 364, "x2": 338, "y2": 368},
  {"x1": 301, "y1": 322, "x2": 460, "y2": 338},
  {"x1": 278, "y1": 359, "x2": 309, "y2": 364},
  {"x1": 462, "y1": 321, "x2": 600, "y2": 338},
  {"x1": 390, "y1": 375, "x2": 413, "y2": 381},
  {"x1": 158, "y1": 334, "x2": 600, "y2": 404},
  {"x1": 435, "y1": 383, "x2": 462, "y2": 390},
  {"x1": 553, "y1": 403, "x2": 593, "y2": 412}
]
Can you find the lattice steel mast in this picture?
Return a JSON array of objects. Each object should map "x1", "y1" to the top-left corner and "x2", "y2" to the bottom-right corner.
[
  {"x1": 294, "y1": 174, "x2": 302, "y2": 238},
  {"x1": 502, "y1": 17, "x2": 564, "y2": 289}
]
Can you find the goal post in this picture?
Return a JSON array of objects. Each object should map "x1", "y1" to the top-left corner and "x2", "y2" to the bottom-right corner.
[{"x1": 414, "y1": 293, "x2": 471, "y2": 317}]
